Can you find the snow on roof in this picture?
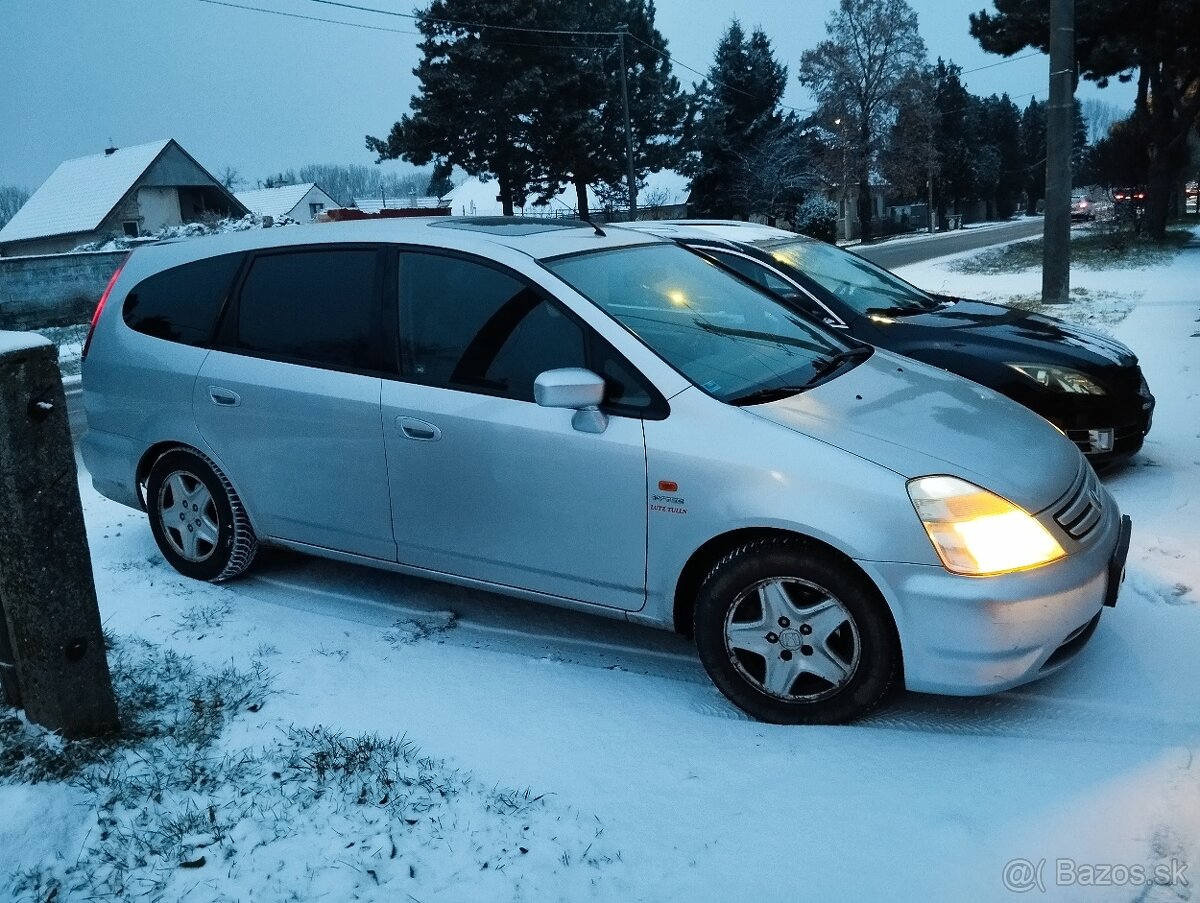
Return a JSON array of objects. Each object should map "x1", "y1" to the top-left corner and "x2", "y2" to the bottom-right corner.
[
  {"x1": 235, "y1": 183, "x2": 322, "y2": 220},
  {"x1": 0, "y1": 140, "x2": 172, "y2": 244}
]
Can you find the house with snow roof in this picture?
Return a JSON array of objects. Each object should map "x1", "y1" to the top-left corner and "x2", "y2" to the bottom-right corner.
[
  {"x1": 235, "y1": 182, "x2": 339, "y2": 223},
  {"x1": 0, "y1": 139, "x2": 248, "y2": 257}
]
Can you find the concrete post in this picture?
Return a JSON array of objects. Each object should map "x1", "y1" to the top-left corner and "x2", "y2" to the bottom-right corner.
[{"x1": 0, "y1": 331, "x2": 118, "y2": 737}]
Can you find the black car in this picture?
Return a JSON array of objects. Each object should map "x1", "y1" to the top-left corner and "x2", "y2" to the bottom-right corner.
[{"x1": 622, "y1": 221, "x2": 1154, "y2": 465}]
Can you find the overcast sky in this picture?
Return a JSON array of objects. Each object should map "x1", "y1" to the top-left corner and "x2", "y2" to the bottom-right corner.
[{"x1": 1, "y1": 0, "x2": 1137, "y2": 191}]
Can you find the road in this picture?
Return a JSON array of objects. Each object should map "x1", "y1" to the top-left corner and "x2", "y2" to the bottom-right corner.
[
  {"x1": 61, "y1": 218, "x2": 1044, "y2": 442},
  {"x1": 853, "y1": 216, "x2": 1042, "y2": 269}
]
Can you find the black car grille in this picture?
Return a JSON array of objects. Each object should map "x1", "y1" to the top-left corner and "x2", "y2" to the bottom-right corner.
[{"x1": 1052, "y1": 464, "x2": 1104, "y2": 541}]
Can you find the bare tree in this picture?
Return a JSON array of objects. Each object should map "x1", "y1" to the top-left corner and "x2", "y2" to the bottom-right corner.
[
  {"x1": 0, "y1": 185, "x2": 30, "y2": 229},
  {"x1": 218, "y1": 165, "x2": 244, "y2": 191},
  {"x1": 799, "y1": 0, "x2": 927, "y2": 241},
  {"x1": 1080, "y1": 98, "x2": 1123, "y2": 147},
  {"x1": 728, "y1": 120, "x2": 818, "y2": 226}
]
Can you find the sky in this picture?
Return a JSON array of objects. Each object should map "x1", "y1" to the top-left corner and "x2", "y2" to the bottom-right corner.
[{"x1": 1, "y1": 0, "x2": 1138, "y2": 192}]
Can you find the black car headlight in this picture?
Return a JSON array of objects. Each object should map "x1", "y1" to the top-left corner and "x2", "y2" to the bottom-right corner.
[{"x1": 1007, "y1": 363, "x2": 1106, "y2": 395}]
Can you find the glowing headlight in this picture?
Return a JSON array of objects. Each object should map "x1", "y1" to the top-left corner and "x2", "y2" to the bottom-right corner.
[
  {"x1": 1008, "y1": 363, "x2": 1106, "y2": 395},
  {"x1": 907, "y1": 476, "x2": 1065, "y2": 576}
]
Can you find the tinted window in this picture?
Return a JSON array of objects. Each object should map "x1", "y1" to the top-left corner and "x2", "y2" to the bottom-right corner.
[
  {"x1": 398, "y1": 253, "x2": 587, "y2": 402},
  {"x1": 237, "y1": 249, "x2": 379, "y2": 369},
  {"x1": 123, "y1": 253, "x2": 242, "y2": 346}
]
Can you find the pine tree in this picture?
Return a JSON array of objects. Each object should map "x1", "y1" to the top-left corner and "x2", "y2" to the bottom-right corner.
[{"x1": 682, "y1": 21, "x2": 790, "y2": 219}]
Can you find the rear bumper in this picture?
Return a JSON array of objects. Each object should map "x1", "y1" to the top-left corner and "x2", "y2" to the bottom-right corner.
[
  {"x1": 858, "y1": 501, "x2": 1126, "y2": 696},
  {"x1": 80, "y1": 428, "x2": 143, "y2": 511}
]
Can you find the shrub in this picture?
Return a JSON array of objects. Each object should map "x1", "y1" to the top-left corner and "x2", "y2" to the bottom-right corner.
[{"x1": 794, "y1": 197, "x2": 838, "y2": 243}]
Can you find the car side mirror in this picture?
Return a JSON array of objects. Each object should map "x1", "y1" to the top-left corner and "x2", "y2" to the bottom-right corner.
[{"x1": 534, "y1": 368, "x2": 608, "y2": 434}]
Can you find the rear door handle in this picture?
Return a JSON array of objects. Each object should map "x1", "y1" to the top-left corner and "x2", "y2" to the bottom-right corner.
[
  {"x1": 208, "y1": 386, "x2": 241, "y2": 407},
  {"x1": 397, "y1": 416, "x2": 441, "y2": 441}
]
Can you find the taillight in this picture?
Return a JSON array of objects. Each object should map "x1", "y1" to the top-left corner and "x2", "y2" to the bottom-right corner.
[{"x1": 82, "y1": 258, "x2": 126, "y2": 360}]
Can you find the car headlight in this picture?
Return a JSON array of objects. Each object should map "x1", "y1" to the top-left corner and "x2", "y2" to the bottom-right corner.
[
  {"x1": 907, "y1": 476, "x2": 1065, "y2": 576},
  {"x1": 1007, "y1": 363, "x2": 1106, "y2": 395}
]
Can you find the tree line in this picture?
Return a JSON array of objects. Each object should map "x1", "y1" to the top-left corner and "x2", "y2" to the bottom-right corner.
[{"x1": 360, "y1": 0, "x2": 1198, "y2": 242}]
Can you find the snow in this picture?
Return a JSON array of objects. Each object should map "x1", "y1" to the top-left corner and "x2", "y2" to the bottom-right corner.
[
  {"x1": 3, "y1": 230, "x2": 1200, "y2": 901},
  {"x1": 0, "y1": 140, "x2": 171, "y2": 244},
  {"x1": 235, "y1": 182, "x2": 321, "y2": 220},
  {"x1": 0, "y1": 330, "x2": 52, "y2": 355}
]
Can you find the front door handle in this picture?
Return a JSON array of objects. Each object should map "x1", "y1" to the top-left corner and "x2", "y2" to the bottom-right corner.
[
  {"x1": 397, "y1": 416, "x2": 441, "y2": 441},
  {"x1": 208, "y1": 386, "x2": 241, "y2": 407}
]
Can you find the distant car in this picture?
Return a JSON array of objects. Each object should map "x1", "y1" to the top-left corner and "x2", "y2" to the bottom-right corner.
[
  {"x1": 1113, "y1": 187, "x2": 1147, "y2": 208},
  {"x1": 1070, "y1": 193, "x2": 1095, "y2": 221},
  {"x1": 82, "y1": 217, "x2": 1130, "y2": 725},
  {"x1": 619, "y1": 220, "x2": 1154, "y2": 465}
]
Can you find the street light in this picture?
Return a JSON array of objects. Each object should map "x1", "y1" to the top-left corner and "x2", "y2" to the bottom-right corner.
[{"x1": 834, "y1": 118, "x2": 849, "y2": 240}]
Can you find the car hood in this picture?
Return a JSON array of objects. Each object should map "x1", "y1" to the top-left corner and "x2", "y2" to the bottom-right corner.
[
  {"x1": 878, "y1": 299, "x2": 1136, "y2": 368},
  {"x1": 748, "y1": 349, "x2": 1082, "y2": 512}
]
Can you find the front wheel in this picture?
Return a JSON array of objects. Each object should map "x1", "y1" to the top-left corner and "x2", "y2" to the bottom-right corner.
[
  {"x1": 145, "y1": 448, "x2": 258, "y2": 582},
  {"x1": 694, "y1": 538, "x2": 899, "y2": 724}
]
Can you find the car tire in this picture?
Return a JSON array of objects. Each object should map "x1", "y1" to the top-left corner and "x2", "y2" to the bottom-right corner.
[
  {"x1": 694, "y1": 538, "x2": 899, "y2": 724},
  {"x1": 146, "y1": 448, "x2": 258, "y2": 582}
]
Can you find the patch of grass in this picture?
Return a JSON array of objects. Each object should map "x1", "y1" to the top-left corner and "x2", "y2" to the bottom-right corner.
[
  {"x1": 949, "y1": 225, "x2": 1191, "y2": 275},
  {"x1": 3, "y1": 636, "x2": 616, "y2": 901},
  {"x1": 0, "y1": 636, "x2": 271, "y2": 784},
  {"x1": 984, "y1": 288, "x2": 1137, "y2": 333}
]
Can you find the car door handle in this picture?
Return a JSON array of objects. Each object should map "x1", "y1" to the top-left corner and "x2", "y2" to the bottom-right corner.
[
  {"x1": 397, "y1": 416, "x2": 441, "y2": 441},
  {"x1": 208, "y1": 386, "x2": 241, "y2": 407}
]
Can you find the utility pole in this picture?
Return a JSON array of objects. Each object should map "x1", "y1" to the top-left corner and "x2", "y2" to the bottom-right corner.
[
  {"x1": 0, "y1": 332, "x2": 118, "y2": 737},
  {"x1": 1042, "y1": 0, "x2": 1074, "y2": 304},
  {"x1": 617, "y1": 25, "x2": 638, "y2": 220}
]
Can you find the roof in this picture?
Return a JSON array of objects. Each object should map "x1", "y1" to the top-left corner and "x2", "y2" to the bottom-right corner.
[
  {"x1": 0, "y1": 140, "x2": 173, "y2": 244},
  {"x1": 235, "y1": 183, "x2": 324, "y2": 219},
  {"x1": 121, "y1": 217, "x2": 665, "y2": 280}
]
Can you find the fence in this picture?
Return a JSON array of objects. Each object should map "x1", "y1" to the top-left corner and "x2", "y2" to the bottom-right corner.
[{"x1": 0, "y1": 249, "x2": 127, "y2": 330}]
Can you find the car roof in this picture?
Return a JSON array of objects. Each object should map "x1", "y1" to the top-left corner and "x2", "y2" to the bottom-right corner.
[
  {"x1": 130, "y1": 216, "x2": 664, "y2": 270},
  {"x1": 618, "y1": 219, "x2": 810, "y2": 247}
]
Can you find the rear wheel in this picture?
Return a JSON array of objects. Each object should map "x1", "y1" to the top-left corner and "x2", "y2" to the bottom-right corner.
[
  {"x1": 146, "y1": 448, "x2": 258, "y2": 582},
  {"x1": 694, "y1": 538, "x2": 899, "y2": 724}
]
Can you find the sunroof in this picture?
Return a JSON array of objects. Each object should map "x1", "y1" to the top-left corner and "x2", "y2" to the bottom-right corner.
[{"x1": 430, "y1": 217, "x2": 589, "y2": 236}]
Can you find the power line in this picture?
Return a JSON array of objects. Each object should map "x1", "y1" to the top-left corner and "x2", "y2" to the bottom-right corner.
[
  {"x1": 305, "y1": 0, "x2": 621, "y2": 36},
  {"x1": 192, "y1": 0, "x2": 419, "y2": 34},
  {"x1": 959, "y1": 51, "x2": 1043, "y2": 75}
]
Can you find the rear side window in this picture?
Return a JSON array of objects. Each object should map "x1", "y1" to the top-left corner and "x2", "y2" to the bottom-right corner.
[
  {"x1": 236, "y1": 248, "x2": 380, "y2": 370},
  {"x1": 122, "y1": 253, "x2": 242, "y2": 345}
]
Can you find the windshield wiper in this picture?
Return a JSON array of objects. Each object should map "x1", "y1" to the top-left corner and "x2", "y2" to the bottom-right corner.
[
  {"x1": 806, "y1": 345, "x2": 873, "y2": 385},
  {"x1": 729, "y1": 385, "x2": 813, "y2": 406}
]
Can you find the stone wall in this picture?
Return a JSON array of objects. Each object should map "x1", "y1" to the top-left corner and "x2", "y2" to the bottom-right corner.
[{"x1": 0, "y1": 249, "x2": 126, "y2": 330}]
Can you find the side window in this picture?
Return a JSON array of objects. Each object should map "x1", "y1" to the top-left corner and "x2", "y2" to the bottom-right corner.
[
  {"x1": 236, "y1": 248, "x2": 379, "y2": 370},
  {"x1": 398, "y1": 252, "x2": 587, "y2": 402},
  {"x1": 123, "y1": 252, "x2": 243, "y2": 346},
  {"x1": 709, "y1": 250, "x2": 793, "y2": 295}
]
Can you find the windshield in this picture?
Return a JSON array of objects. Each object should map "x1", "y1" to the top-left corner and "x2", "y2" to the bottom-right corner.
[
  {"x1": 545, "y1": 244, "x2": 860, "y2": 404},
  {"x1": 759, "y1": 238, "x2": 942, "y2": 315}
]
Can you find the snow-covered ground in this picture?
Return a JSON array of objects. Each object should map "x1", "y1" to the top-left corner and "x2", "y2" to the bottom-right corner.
[{"x1": 3, "y1": 232, "x2": 1199, "y2": 902}]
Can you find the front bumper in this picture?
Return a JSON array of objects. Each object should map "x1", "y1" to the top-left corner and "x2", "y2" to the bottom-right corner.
[{"x1": 857, "y1": 498, "x2": 1128, "y2": 696}]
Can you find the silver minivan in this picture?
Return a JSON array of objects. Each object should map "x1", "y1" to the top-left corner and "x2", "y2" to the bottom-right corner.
[{"x1": 82, "y1": 218, "x2": 1131, "y2": 723}]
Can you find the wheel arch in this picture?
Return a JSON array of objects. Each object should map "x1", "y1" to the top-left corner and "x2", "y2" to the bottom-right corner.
[{"x1": 672, "y1": 528, "x2": 900, "y2": 651}]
